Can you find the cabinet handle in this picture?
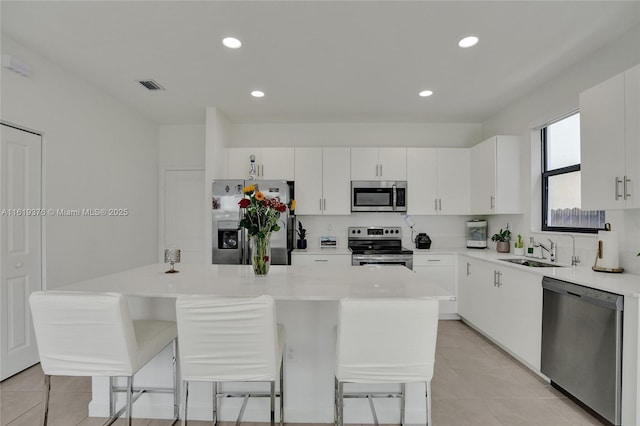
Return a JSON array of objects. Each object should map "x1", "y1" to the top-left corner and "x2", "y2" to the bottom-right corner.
[
  {"x1": 615, "y1": 177, "x2": 623, "y2": 200},
  {"x1": 323, "y1": 198, "x2": 327, "y2": 211},
  {"x1": 261, "y1": 164, "x2": 264, "y2": 177},
  {"x1": 624, "y1": 176, "x2": 631, "y2": 200},
  {"x1": 320, "y1": 199, "x2": 323, "y2": 212},
  {"x1": 466, "y1": 262, "x2": 470, "y2": 276},
  {"x1": 427, "y1": 259, "x2": 441, "y2": 262},
  {"x1": 493, "y1": 270, "x2": 497, "y2": 286},
  {"x1": 314, "y1": 259, "x2": 329, "y2": 262},
  {"x1": 375, "y1": 164, "x2": 379, "y2": 177},
  {"x1": 380, "y1": 164, "x2": 383, "y2": 176},
  {"x1": 439, "y1": 198, "x2": 442, "y2": 211},
  {"x1": 495, "y1": 270, "x2": 502, "y2": 287},
  {"x1": 490, "y1": 195, "x2": 495, "y2": 210}
]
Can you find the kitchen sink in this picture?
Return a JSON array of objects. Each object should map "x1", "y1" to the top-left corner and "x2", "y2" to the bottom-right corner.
[{"x1": 499, "y1": 258, "x2": 564, "y2": 268}]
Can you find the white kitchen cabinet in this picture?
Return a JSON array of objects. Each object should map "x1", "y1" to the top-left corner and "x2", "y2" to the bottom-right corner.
[
  {"x1": 413, "y1": 254, "x2": 457, "y2": 317},
  {"x1": 407, "y1": 148, "x2": 469, "y2": 215},
  {"x1": 581, "y1": 64, "x2": 639, "y2": 210},
  {"x1": 350, "y1": 147, "x2": 406, "y2": 180},
  {"x1": 294, "y1": 147, "x2": 350, "y2": 215},
  {"x1": 291, "y1": 252, "x2": 352, "y2": 266},
  {"x1": 469, "y1": 136, "x2": 521, "y2": 214},
  {"x1": 227, "y1": 147, "x2": 295, "y2": 180},
  {"x1": 457, "y1": 256, "x2": 542, "y2": 370}
]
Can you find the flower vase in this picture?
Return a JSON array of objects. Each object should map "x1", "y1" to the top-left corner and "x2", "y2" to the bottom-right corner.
[{"x1": 251, "y1": 235, "x2": 271, "y2": 276}]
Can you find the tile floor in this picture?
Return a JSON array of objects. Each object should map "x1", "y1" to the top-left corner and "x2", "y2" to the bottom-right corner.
[{"x1": 0, "y1": 320, "x2": 602, "y2": 426}]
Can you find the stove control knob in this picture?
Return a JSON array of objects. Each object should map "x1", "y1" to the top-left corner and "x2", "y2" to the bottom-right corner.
[
  {"x1": 357, "y1": 229, "x2": 361, "y2": 234},
  {"x1": 395, "y1": 230, "x2": 399, "y2": 234},
  {"x1": 384, "y1": 229, "x2": 389, "y2": 234}
]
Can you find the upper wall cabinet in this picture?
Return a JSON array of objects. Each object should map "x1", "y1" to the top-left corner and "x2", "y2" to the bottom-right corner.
[
  {"x1": 581, "y1": 64, "x2": 639, "y2": 210},
  {"x1": 294, "y1": 147, "x2": 351, "y2": 215},
  {"x1": 350, "y1": 147, "x2": 406, "y2": 180},
  {"x1": 407, "y1": 148, "x2": 469, "y2": 215},
  {"x1": 227, "y1": 148, "x2": 295, "y2": 180},
  {"x1": 469, "y1": 136, "x2": 521, "y2": 215}
]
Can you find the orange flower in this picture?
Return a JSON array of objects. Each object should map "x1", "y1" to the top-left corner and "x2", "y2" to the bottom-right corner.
[
  {"x1": 242, "y1": 185, "x2": 256, "y2": 194},
  {"x1": 255, "y1": 191, "x2": 265, "y2": 201}
]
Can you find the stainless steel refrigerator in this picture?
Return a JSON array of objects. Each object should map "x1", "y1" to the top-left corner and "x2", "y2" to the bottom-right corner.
[{"x1": 212, "y1": 180, "x2": 293, "y2": 265}]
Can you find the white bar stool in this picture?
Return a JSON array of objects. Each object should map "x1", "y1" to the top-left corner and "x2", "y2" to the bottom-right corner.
[
  {"x1": 175, "y1": 295, "x2": 285, "y2": 426},
  {"x1": 334, "y1": 298, "x2": 439, "y2": 426},
  {"x1": 29, "y1": 291, "x2": 178, "y2": 426}
]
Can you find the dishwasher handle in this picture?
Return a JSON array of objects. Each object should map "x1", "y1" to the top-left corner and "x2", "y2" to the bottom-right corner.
[{"x1": 542, "y1": 276, "x2": 623, "y2": 311}]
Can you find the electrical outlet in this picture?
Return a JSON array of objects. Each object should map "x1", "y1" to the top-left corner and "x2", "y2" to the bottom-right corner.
[{"x1": 286, "y1": 345, "x2": 296, "y2": 360}]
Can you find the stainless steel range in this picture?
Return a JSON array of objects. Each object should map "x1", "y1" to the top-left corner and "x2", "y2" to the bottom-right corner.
[{"x1": 348, "y1": 226, "x2": 414, "y2": 270}]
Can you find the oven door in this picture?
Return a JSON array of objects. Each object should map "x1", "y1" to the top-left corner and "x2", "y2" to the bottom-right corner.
[
  {"x1": 351, "y1": 254, "x2": 413, "y2": 270},
  {"x1": 351, "y1": 181, "x2": 407, "y2": 212}
]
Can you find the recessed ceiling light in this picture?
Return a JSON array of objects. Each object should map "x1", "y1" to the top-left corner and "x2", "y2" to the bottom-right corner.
[
  {"x1": 458, "y1": 36, "x2": 479, "y2": 48},
  {"x1": 222, "y1": 37, "x2": 242, "y2": 49},
  {"x1": 251, "y1": 90, "x2": 265, "y2": 98},
  {"x1": 419, "y1": 90, "x2": 434, "y2": 97}
]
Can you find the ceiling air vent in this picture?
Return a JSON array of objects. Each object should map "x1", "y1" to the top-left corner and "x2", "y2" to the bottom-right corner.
[{"x1": 138, "y1": 79, "x2": 165, "y2": 91}]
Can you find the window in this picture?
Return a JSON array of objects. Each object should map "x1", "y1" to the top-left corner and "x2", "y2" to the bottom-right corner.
[{"x1": 541, "y1": 113, "x2": 604, "y2": 233}]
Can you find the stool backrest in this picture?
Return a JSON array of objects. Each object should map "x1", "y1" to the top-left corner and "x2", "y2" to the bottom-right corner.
[
  {"x1": 176, "y1": 295, "x2": 278, "y2": 381},
  {"x1": 29, "y1": 291, "x2": 137, "y2": 376},
  {"x1": 336, "y1": 298, "x2": 439, "y2": 383}
]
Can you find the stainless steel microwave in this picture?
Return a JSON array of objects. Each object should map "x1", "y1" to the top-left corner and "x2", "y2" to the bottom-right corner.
[{"x1": 351, "y1": 181, "x2": 407, "y2": 212}]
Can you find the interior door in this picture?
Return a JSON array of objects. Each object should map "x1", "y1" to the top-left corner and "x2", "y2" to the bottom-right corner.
[
  {"x1": 0, "y1": 124, "x2": 42, "y2": 380},
  {"x1": 162, "y1": 169, "x2": 205, "y2": 264}
]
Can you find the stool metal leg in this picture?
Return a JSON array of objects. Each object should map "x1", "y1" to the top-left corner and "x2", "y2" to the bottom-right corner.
[
  {"x1": 109, "y1": 377, "x2": 115, "y2": 417},
  {"x1": 279, "y1": 357, "x2": 284, "y2": 426},
  {"x1": 426, "y1": 380, "x2": 432, "y2": 426},
  {"x1": 181, "y1": 381, "x2": 189, "y2": 426},
  {"x1": 42, "y1": 374, "x2": 51, "y2": 426},
  {"x1": 172, "y1": 339, "x2": 178, "y2": 421},
  {"x1": 401, "y1": 383, "x2": 406, "y2": 426},
  {"x1": 270, "y1": 381, "x2": 276, "y2": 426},
  {"x1": 337, "y1": 381, "x2": 344, "y2": 426},
  {"x1": 126, "y1": 376, "x2": 133, "y2": 426},
  {"x1": 212, "y1": 382, "x2": 218, "y2": 426}
]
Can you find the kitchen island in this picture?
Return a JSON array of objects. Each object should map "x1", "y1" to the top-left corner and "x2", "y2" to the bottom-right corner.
[{"x1": 57, "y1": 263, "x2": 453, "y2": 423}]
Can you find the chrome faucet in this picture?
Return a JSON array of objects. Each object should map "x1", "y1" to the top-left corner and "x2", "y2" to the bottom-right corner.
[
  {"x1": 539, "y1": 239, "x2": 556, "y2": 262},
  {"x1": 564, "y1": 234, "x2": 581, "y2": 266}
]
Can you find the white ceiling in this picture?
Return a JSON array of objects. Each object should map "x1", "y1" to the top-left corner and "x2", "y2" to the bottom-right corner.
[{"x1": 2, "y1": 1, "x2": 639, "y2": 125}]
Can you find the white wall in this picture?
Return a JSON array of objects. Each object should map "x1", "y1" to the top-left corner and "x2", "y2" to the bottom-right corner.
[
  {"x1": 158, "y1": 124, "x2": 205, "y2": 168},
  {"x1": 1, "y1": 36, "x2": 160, "y2": 288},
  {"x1": 482, "y1": 24, "x2": 640, "y2": 273},
  {"x1": 231, "y1": 122, "x2": 482, "y2": 148}
]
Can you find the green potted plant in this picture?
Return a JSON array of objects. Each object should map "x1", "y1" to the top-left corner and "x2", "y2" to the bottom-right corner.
[
  {"x1": 296, "y1": 221, "x2": 307, "y2": 250},
  {"x1": 514, "y1": 234, "x2": 525, "y2": 256},
  {"x1": 491, "y1": 228, "x2": 512, "y2": 253}
]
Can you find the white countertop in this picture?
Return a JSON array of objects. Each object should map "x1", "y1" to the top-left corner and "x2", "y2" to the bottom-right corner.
[
  {"x1": 291, "y1": 248, "x2": 352, "y2": 255},
  {"x1": 460, "y1": 250, "x2": 640, "y2": 297},
  {"x1": 56, "y1": 263, "x2": 454, "y2": 301}
]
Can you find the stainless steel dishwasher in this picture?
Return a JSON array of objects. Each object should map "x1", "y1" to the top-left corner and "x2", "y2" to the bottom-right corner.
[{"x1": 541, "y1": 276, "x2": 623, "y2": 426}]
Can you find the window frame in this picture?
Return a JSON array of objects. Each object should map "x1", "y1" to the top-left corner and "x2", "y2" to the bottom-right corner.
[{"x1": 540, "y1": 123, "x2": 602, "y2": 234}]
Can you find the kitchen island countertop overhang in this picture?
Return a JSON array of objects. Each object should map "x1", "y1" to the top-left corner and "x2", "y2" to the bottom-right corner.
[{"x1": 56, "y1": 263, "x2": 455, "y2": 301}]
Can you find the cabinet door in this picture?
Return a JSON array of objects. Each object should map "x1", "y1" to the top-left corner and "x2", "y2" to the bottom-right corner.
[
  {"x1": 227, "y1": 148, "x2": 260, "y2": 179},
  {"x1": 494, "y1": 137, "x2": 521, "y2": 213},
  {"x1": 438, "y1": 149, "x2": 470, "y2": 215},
  {"x1": 580, "y1": 72, "x2": 626, "y2": 210},
  {"x1": 498, "y1": 268, "x2": 542, "y2": 369},
  {"x1": 470, "y1": 137, "x2": 496, "y2": 214},
  {"x1": 294, "y1": 148, "x2": 323, "y2": 215},
  {"x1": 261, "y1": 148, "x2": 295, "y2": 180},
  {"x1": 625, "y1": 65, "x2": 639, "y2": 209},
  {"x1": 350, "y1": 147, "x2": 379, "y2": 180},
  {"x1": 457, "y1": 257, "x2": 494, "y2": 331},
  {"x1": 379, "y1": 147, "x2": 407, "y2": 180},
  {"x1": 413, "y1": 255, "x2": 456, "y2": 316},
  {"x1": 323, "y1": 147, "x2": 351, "y2": 215},
  {"x1": 407, "y1": 148, "x2": 438, "y2": 215}
]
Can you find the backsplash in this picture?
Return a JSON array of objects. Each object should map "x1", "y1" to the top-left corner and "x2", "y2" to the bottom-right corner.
[{"x1": 293, "y1": 213, "x2": 471, "y2": 250}]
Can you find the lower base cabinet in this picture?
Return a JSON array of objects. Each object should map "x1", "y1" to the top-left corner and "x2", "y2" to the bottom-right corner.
[
  {"x1": 413, "y1": 254, "x2": 457, "y2": 318},
  {"x1": 458, "y1": 255, "x2": 542, "y2": 370}
]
